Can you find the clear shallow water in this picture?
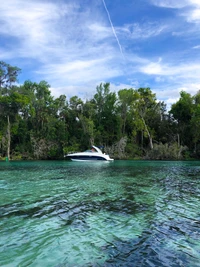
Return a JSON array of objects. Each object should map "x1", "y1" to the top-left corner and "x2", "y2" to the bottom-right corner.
[{"x1": 0, "y1": 160, "x2": 200, "y2": 267}]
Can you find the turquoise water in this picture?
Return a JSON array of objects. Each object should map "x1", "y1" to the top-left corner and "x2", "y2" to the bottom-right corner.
[{"x1": 0, "y1": 160, "x2": 200, "y2": 267}]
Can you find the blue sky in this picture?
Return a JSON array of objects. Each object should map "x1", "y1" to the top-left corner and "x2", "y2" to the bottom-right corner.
[{"x1": 1, "y1": 0, "x2": 200, "y2": 108}]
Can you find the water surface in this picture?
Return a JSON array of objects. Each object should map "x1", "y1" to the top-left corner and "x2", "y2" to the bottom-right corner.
[{"x1": 0, "y1": 160, "x2": 200, "y2": 266}]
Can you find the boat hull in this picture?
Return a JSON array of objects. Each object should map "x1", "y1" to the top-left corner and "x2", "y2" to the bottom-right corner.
[{"x1": 70, "y1": 155, "x2": 107, "y2": 161}]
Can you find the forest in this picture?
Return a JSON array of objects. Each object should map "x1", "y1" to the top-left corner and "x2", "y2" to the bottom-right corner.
[{"x1": 0, "y1": 61, "x2": 200, "y2": 160}]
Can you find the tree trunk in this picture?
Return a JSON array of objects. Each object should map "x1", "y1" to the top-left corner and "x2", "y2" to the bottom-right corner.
[
  {"x1": 177, "y1": 133, "x2": 180, "y2": 147},
  {"x1": 141, "y1": 130, "x2": 143, "y2": 149},
  {"x1": 141, "y1": 117, "x2": 153, "y2": 150},
  {"x1": 7, "y1": 115, "x2": 11, "y2": 160}
]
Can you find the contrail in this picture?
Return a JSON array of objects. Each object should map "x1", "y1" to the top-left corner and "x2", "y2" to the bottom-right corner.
[{"x1": 102, "y1": 0, "x2": 124, "y2": 58}]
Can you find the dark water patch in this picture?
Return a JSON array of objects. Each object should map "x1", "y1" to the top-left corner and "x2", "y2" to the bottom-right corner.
[
  {"x1": 0, "y1": 190, "x2": 149, "y2": 222},
  {"x1": 102, "y1": 218, "x2": 200, "y2": 267},
  {"x1": 50, "y1": 176, "x2": 66, "y2": 180},
  {"x1": 88, "y1": 191, "x2": 107, "y2": 197},
  {"x1": 0, "y1": 202, "x2": 49, "y2": 218},
  {"x1": 101, "y1": 198, "x2": 148, "y2": 215},
  {"x1": 0, "y1": 202, "x2": 24, "y2": 217},
  {"x1": 58, "y1": 198, "x2": 147, "y2": 232}
]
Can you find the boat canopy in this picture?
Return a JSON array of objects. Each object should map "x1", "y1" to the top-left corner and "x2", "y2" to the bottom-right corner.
[{"x1": 92, "y1": 145, "x2": 103, "y2": 154}]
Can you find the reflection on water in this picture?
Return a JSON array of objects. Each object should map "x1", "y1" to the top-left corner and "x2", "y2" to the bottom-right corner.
[{"x1": 0, "y1": 160, "x2": 200, "y2": 266}]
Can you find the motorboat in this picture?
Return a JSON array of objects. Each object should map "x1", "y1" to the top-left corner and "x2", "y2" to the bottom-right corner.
[{"x1": 66, "y1": 145, "x2": 114, "y2": 161}]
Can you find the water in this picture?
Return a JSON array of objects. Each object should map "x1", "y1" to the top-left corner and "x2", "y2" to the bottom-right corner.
[{"x1": 0, "y1": 160, "x2": 200, "y2": 267}]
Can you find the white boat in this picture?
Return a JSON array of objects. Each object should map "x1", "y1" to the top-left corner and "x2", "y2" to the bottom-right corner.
[{"x1": 66, "y1": 145, "x2": 114, "y2": 161}]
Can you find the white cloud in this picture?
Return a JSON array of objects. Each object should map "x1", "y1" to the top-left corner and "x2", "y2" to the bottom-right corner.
[
  {"x1": 186, "y1": 8, "x2": 200, "y2": 22},
  {"x1": 151, "y1": 0, "x2": 200, "y2": 24},
  {"x1": 118, "y1": 22, "x2": 167, "y2": 40},
  {"x1": 88, "y1": 23, "x2": 111, "y2": 40},
  {"x1": 178, "y1": 83, "x2": 200, "y2": 95},
  {"x1": 0, "y1": 0, "x2": 113, "y2": 62},
  {"x1": 37, "y1": 57, "x2": 122, "y2": 86},
  {"x1": 188, "y1": 0, "x2": 200, "y2": 7},
  {"x1": 0, "y1": 1, "x2": 61, "y2": 44},
  {"x1": 0, "y1": 0, "x2": 123, "y2": 87},
  {"x1": 154, "y1": 82, "x2": 200, "y2": 110},
  {"x1": 155, "y1": 76, "x2": 165, "y2": 83},
  {"x1": 151, "y1": 0, "x2": 189, "y2": 9},
  {"x1": 140, "y1": 59, "x2": 200, "y2": 78}
]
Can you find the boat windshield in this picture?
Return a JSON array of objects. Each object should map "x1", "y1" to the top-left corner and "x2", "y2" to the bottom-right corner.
[{"x1": 84, "y1": 146, "x2": 101, "y2": 153}]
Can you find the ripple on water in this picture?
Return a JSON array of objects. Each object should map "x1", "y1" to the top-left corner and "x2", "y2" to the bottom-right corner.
[{"x1": 1, "y1": 160, "x2": 200, "y2": 266}]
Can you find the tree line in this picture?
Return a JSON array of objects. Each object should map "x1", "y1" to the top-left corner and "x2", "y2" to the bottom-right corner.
[{"x1": 0, "y1": 61, "x2": 200, "y2": 160}]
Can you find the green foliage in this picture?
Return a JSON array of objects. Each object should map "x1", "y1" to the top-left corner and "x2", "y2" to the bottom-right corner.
[
  {"x1": 63, "y1": 144, "x2": 80, "y2": 155},
  {"x1": 170, "y1": 91, "x2": 193, "y2": 122},
  {"x1": 146, "y1": 143, "x2": 188, "y2": 160},
  {"x1": 1, "y1": 60, "x2": 200, "y2": 160},
  {"x1": 92, "y1": 83, "x2": 120, "y2": 145},
  {"x1": 0, "y1": 61, "x2": 21, "y2": 90},
  {"x1": 170, "y1": 91, "x2": 198, "y2": 151}
]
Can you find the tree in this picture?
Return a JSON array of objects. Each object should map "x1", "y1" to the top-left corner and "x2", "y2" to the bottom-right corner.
[
  {"x1": 0, "y1": 92, "x2": 29, "y2": 159},
  {"x1": 0, "y1": 61, "x2": 21, "y2": 93},
  {"x1": 0, "y1": 61, "x2": 21, "y2": 160},
  {"x1": 92, "y1": 83, "x2": 120, "y2": 145},
  {"x1": 79, "y1": 100, "x2": 96, "y2": 146},
  {"x1": 134, "y1": 88, "x2": 158, "y2": 150},
  {"x1": 17, "y1": 80, "x2": 67, "y2": 159},
  {"x1": 170, "y1": 91, "x2": 193, "y2": 148},
  {"x1": 117, "y1": 88, "x2": 136, "y2": 136},
  {"x1": 190, "y1": 91, "x2": 200, "y2": 155},
  {"x1": 67, "y1": 96, "x2": 83, "y2": 149}
]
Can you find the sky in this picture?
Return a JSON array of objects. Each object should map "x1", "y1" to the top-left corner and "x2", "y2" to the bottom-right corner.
[{"x1": 1, "y1": 0, "x2": 200, "y2": 108}]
